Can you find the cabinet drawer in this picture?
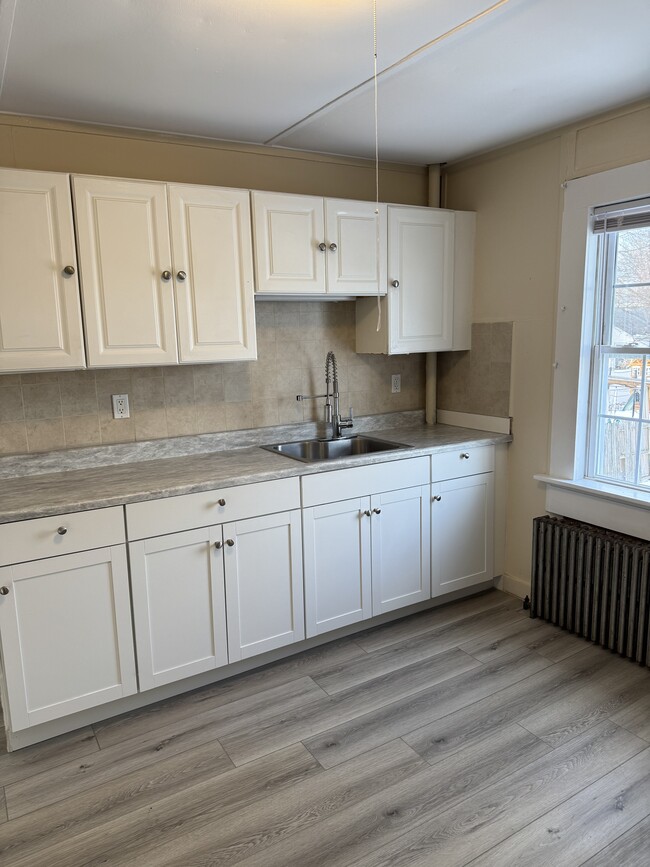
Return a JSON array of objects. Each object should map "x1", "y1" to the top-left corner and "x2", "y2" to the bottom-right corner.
[
  {"x1": 301, "y1": 456, "x2": 429, "y2": 508},
  {"x1": 0, "y1": 507, "x2": 125, "y2": 567},
  {"x1": 430, "y1": 446, "x2": 494, "y2": 482},
  {"x1": 126, "y1": 476, "x2": 300, "y2": 540}
]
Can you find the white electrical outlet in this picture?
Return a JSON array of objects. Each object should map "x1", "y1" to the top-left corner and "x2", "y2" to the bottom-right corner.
[
  {"x1": 391, "y1": 374, "x2": 401, "y2": 393},
  {"x1": 111, "y1": 394, "x2": 130, "y2": 419}
]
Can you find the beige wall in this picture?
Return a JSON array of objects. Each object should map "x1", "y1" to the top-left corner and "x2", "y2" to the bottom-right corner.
[
  {"x1": 442, "y1": 100, "x2": 650, "y2": 591},
  {"x1": 0, "y1": 115, "x2": 428, "y2": 204},
  {"x1": 0, "y1": 116, "x2": 428, "y2": 455}
]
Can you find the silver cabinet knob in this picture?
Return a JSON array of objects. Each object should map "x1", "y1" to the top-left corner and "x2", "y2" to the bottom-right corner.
[
  {"x1": 433, "y1": 495, "x2": 442, "y2": 502},
  {"x1": 57, "y1": 526, "x2": 68, "y2": 535},
  {"x1": 329, "y1": 242, "x2": 338, "y2": 252},
  {"x1": 217, "y1": 498, "x2": 226, "y2": 507},
  {"x1": 391, "y1": 279, "x2": 400, "y2": 288},
  {"x1": 460, "y1": 452, "x2": 470, "y2": 459},
  {"x1": 214, "y1": 541, "x2": 223, "y2": 550},
  {"x1": 225, "y1": 539, "x2": 235, "y2": 547},
  {"x1": 0, "y1": 586, "x2": 9, "y2": 596},
  {"x1": 177, "y1": 270, "x2": 187, "y2": 281},
  {"x1": 63, "y1": 265, "x2": 76, "y2": 276},
  {"x1": 372, "y1": 508, "x2": 381, "y2": 515},
  {"x1": 161, "y1": 270, "x2": 172, "y2": 281},
  {"x1": 318, "y1": 242, "x2": 327, "y2": 252},
  {"x1": 363, "y1": 510, "x2": 372, "y2": 517}
]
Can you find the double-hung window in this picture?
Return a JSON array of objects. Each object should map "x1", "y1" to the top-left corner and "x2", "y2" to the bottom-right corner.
[{"x1": 588, "y1": 200, "x2": 650, "y2": 492}]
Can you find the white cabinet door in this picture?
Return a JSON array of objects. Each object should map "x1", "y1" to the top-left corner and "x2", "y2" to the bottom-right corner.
[
  {"x1": 168, "y1": 185, "x2": 257, "y2": 363},
  {"x1": 325, "y1": 199, "x2": 386, "y2": 296},
  {"x1": 303, "y1": 497, "x2": 372, "y2": 637},
  {"x1": 0, "y1": 169, "x2": 86, "y2": 372},
  {"x1": 224, "y1": 510, "x2": 304, "y2": 660},
  {"x1": 356, "y1": 206, "x2": 465, "y2": 355},
  {"x1": 371, "y1": 486, "x2": 431, "y2": 616},
  {"x1": 73, "y1": 176, "x2": 178, "y2": 367},
  {"x1": 129, "y1": 527, "x2": 228, "y2": 691},
  {"x1": 0, "y1": 546, "x2": 136, "y2": 731},
  {"x1": 388, "y1": 206, "x2": 454, "y2": 353},
  {"x1": 252, "y1": 192, "x2": 326, "y2": 294},
  {"x1": 431, "y1": 472, "x2": 495, "y2": 597}
]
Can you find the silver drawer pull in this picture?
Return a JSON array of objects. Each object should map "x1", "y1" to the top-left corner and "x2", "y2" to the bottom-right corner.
[
  {"x1": 0, "y1": 586, "x2": 9, "y2": 596},
  {"x1": 215, "y1": 541, "x2": 223, "y2": 550},
  {"x1": 363, "y1": 510, "x2": 372, "y2": 517},
  {"x1": 225, "y1": 539, "x2": 235, "y2": 547},
  {"x1": 460, "y1": 452, "x2": 470, "y2": 459},
  {"x1": 57, "y1": 526, "x2": 68, "y2": 535},
  {"x1": 433, "y1": 495, "x2": 442, "y2": 502},
  {"x1": 217, "y1": 498, "x2": 226, "y2": 507},
  {"x1": 372, "y1": 508, "x2": 381, "y2": 515}
]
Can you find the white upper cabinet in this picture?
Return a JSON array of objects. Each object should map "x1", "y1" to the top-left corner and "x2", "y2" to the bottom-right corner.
[
  {"x1": 168, "y1": 184, "x2": 256, "y2": 363},
  {"x1": 0, "y1": 169, "x2": 86, "y2": 373},
  {"x1": 253, "y1": 193, "x2": 325, "y2": 294},
  {"x1": 325, "y1": 199, "x2": 387, "y2": 296},
  {"x1": 252, "y1": 191, "x2": 386, "y2": 296},
  {"x1": 356, "y1": 206, "x2": 475, "y2": 355},
  {"x1": 73, "y1": 176, "x2": 257, "y2": 368},
  {"x1": 73, "y1": 176, "x2": 178, "y2": 368},
  {"x1": 388, "y1": 207, "x2": 454, "y2": 353}
]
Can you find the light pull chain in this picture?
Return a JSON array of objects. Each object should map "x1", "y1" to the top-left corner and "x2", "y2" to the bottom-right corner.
[{"x1": 373, "y1": 0, "x2": 382, "y2": 332}]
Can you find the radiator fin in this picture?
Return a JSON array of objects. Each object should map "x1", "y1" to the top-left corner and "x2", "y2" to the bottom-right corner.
[{"x1": 531, "y1": 516, "x2": 650, "y2": 668}]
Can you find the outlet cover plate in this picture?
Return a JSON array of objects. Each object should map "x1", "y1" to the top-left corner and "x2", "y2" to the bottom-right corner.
[{"x1": 112, "y1": 393, "x2": 130, "y2": 419}]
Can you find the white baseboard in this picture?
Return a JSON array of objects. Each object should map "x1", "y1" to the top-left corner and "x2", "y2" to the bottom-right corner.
[
  {"x1": 495, "y1": 572, "x2": 530, "y2": 599},
  {"x1": 436, "y1": 410, "x2": 511, "y2": 435}
]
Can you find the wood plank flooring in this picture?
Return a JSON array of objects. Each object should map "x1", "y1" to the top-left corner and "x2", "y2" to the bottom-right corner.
[{"x1": 1, "y1": 588, "x2": 649, "y2": 866}]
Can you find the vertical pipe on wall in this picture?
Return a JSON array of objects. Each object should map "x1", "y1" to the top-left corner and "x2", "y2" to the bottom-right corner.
[{"x1": 425, "y1": 165, "x2": 442, "y2": 424}]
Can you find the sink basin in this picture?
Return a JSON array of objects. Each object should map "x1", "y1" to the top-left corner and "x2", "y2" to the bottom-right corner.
[{"x1": 263, "y1": 435, "x2": 411, "y2": 463}]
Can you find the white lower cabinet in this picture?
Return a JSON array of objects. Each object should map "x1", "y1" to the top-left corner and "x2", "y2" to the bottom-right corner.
[
  {"x1": 431, "y1": 447, "x2": 495, "y2": 597},
  {"x1": 129, "y1": 526, "x2": 228, "y2": 691},
  {"x1": 303, "y1": 496, "x2": 372, "y2": 636},
  {"x1": 302, "y1": 456, "x2": 432, "y2": 637},
  {"x1": 371, "y1": 486, "x2": 431, "y2": 615},
  {"x1": 224, "y1": 510, "x2": 304, "y2": 661},
  {"x1": 126, "y1": 478, "x2": 303, "y2": 688},
  {"x1": 0, "y1": 545, "x2": 137, "y2": 731}
]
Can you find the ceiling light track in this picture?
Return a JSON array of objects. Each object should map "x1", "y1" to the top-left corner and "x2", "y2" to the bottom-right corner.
[{"x1": 265, "y1": 0, "x2": 512, "y2": 148}]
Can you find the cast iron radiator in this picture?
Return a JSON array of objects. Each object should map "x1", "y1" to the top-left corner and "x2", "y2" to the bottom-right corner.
[{"x1": 531, "y1": 515, "x2": 650, "y2": 667}]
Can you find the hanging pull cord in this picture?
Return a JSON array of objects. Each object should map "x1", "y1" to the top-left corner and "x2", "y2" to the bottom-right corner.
[{"x1": 373, "y1": 0, "x2": 382, "y2": 332}]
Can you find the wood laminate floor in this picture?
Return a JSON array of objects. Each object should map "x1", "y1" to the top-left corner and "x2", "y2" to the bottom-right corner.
[{"x1": 1, "y1": 588, "x2": 650, "y2": 866}]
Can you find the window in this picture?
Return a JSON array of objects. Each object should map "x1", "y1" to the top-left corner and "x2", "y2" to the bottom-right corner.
[
  {"x1": 588, "y1": 204, "x2": 650, "y2": 491},
  {"x1": 543, "y1": 159, "x2": 650, "y2": 539}
]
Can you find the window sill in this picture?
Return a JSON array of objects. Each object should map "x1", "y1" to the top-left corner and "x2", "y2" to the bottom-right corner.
[{"x1": 535, "y1": 474, "x2": 650, "y2": 541}]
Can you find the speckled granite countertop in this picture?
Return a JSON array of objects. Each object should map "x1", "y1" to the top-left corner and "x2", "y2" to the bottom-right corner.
[{"x1": 0, "y1": 422, "x2": 511, "y2": 524}]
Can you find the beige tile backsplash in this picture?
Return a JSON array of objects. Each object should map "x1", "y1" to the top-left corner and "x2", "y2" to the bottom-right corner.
[
  {"x1": 436, "y1": 322, "x2": 513, "y2": 419},
  {"x1": 0, "y1": 301, "x2": 426, "y2": 456}
]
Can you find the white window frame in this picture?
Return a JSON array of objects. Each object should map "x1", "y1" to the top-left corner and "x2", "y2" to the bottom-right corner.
[{"x1": 537, "y1": 158, "x2": 650, "y2": 540}]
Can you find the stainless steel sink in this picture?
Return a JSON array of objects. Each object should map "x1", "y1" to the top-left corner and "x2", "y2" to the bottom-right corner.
[{"x1": 263, "y1": 435, "x2": 411, "y2": 463}]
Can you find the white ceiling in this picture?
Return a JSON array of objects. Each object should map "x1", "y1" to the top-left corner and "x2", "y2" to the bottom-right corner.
[{"x1": 0, "y1": 0, "x2": 648, "y2": 165}]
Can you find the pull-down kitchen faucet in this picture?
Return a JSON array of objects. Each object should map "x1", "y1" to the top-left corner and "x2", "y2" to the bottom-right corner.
[{"x1": 296, "y1": 351, "x2": 353, "y2": 439}]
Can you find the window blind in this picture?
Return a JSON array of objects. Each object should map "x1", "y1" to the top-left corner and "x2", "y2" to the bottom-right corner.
[{"x1": 592, "y1": 195, "x2": 650, "y2": 233}]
